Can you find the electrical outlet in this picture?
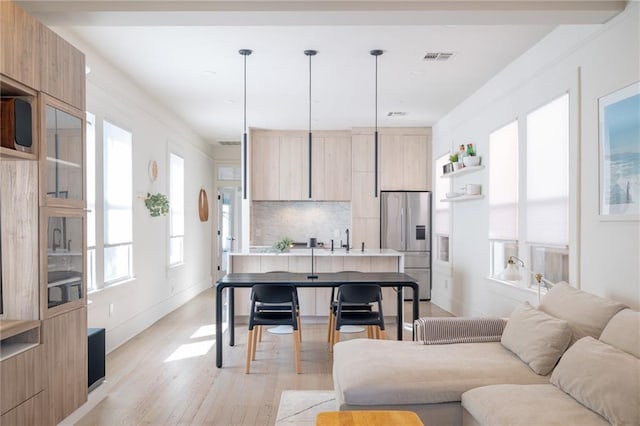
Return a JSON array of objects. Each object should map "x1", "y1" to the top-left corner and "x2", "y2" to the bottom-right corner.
[{"x1": 109, "y1": 303, "x2": 114, "y2": 316}]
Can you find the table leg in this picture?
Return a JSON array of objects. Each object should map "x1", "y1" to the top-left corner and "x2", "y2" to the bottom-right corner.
[
  {"x1": 412, "y1": 284, "x2": 419, "y2": 341},
  {"x1": 229, "y1": 287, "x2": 235, "y2": 346},
  {"x1": 396, "y1": 286, "x2": 403, "y2": 341},
  {"x1": 216, "y1": 286, "x2": 223, "y2": 368}
]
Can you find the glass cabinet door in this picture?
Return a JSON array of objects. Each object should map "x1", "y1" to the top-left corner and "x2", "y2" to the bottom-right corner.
[
  {"x1": 45, "y1": 213, "x2": 84, "y2": 312},
  {"x1": 45, "y1": 104, "x2": 84, "y2": 204}
]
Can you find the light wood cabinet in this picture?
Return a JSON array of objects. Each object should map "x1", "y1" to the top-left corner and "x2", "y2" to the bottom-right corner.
[
  {"x1": 0, "y1": 390, "x2": 46, "y2": 426},
  {"x1": 311, "y1": 133, "x2": 352, "y2": 201},
  {"x1": 0, "y1": 321, "x2": 43, "y2": 415},
  {"x1": 39, "y1": 26, "x2": 85, "y2": 110},
  {"x1": 379, "y1": 129, "x2": 431, "y2": 191},
  {"x1": 251, "y1": 133, "x2": 279, "y2": 200},
  {"x1": 0, "y1": 1, "x2": 41, "y2": 91},
  {"x1": 279, "y1": 134, "x2": 307, "y2": 200},
  {"x1": 43, "y1": 307, "x2": 87, "y2": 425},
  {"x1": 251, "y1": 129, "x2": 351, "y2": 201}
]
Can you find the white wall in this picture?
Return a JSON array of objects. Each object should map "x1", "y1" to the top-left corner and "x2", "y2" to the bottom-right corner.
[
  {"x1": 56, "y1": 29, "x2": 215, "y2": 353},
  {"x1": 432, "y1": 4, "x2": 640, "y2": 316}
]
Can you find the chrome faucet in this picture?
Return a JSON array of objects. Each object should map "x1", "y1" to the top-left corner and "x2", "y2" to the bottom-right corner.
[{"x1": 52, "y1": 228, "x2": 61, "y2": 252}]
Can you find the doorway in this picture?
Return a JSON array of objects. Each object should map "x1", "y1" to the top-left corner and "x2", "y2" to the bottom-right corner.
[{"x1": 216, "y1": 186, "x2": 241, "y2": 280}]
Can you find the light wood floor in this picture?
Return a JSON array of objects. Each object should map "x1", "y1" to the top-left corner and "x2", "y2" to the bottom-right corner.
[{"x1": 75, "y1": 289, "x2": 451, "y2": 426}]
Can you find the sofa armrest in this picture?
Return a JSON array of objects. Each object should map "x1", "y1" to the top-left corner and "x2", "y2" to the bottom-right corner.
[{"x1": 414, "y1": 317, "x2": 507, "y2": 344}]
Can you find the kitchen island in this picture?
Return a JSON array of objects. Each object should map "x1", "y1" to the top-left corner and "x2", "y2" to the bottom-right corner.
[{"x1": 228, "y1": 249, "x2": 404, "y2": 319}]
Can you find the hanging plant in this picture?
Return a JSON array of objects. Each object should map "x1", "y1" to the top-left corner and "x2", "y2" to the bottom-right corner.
[{"x1": 144, "y1": 192, "x2": 169, "y2": 217}]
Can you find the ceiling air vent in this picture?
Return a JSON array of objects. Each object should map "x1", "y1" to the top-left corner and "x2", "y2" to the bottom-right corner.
[
  {"x1": 423, "y1": 52, "x2": 455, "y2": 62},
  {"x1": 387, "y1": 112, "x2": 408, "y2": 117},
  {"x1": 219, "y1": 141, "x2": 241, "y2": 146}
]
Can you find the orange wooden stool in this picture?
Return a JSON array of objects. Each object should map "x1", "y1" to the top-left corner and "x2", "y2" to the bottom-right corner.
[{"x1": 316, "y1": 410, "x2": 424, "y2": 426}]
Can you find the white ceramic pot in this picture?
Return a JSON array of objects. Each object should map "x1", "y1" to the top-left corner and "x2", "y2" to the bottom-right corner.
[
  {"x1": 463, "y1": 156, "x2": 481, "y2": 167},
  {"x1": 463, "y1": 184, "x2": 481, "y2": 195}
]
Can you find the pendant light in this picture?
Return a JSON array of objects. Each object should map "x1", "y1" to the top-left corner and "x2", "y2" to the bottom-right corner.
[
  {"x1": 371, "y1": 49, "x2": 383, "y2": 197},
  {"x1": 304, "y1": 49, "x2": 317, "y2": 199},
  {"x1": 239, "y1": 48, "x2": 252, "y2": 199}
]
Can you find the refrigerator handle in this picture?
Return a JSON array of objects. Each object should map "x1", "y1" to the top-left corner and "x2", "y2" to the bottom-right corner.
[
  {"x1": 408, "y1": 208, "x2": 412, "y2": 241},
  {"x1": 400, "y1": 207, "x2": 405, "y2": 244}
]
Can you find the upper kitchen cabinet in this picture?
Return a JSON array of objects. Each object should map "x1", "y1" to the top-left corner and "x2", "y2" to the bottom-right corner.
[
  {"x1": 311, "y1": 132, "x2": 352, "y2": 201},
  {"x1": 0, "y1": 1, "x2": 42, "y2": 91},
  {"x1": 39, "y1": 25, "x2": 85, "y2": 111},
  {"x1": 39, "y1": 95, "x2": 85, "y2": 208},
  {"x1": 251, "y1": 129, "x2": 308, "y2": 201},
  {"x1": 380, "y1": 129, "x2": 432, "y2": 191}
]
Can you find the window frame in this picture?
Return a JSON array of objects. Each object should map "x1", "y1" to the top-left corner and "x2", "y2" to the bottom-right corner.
[{"x1": 169, "y1": 151, "x2": 185, "y2": 267}]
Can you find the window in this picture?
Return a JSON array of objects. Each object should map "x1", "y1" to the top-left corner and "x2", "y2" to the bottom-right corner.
[
  {"x1": 526, "y1": 94, "x2": 569, "y2": 286},
  {"x1": 489, "y1": 121, "x2": 519, "y2": 277},
  {"x1": 169, "y1": 153, "x2": 184, "y2": 265},
  {"x1": 104, "y1": 121, "x2": 133, "y2": 284},
  {"x1": 86, "y1": 112, "x2": 96, "y2": 291},
  {"x1": 434, "y1": 154, "x2": 450, "y2": 262}
]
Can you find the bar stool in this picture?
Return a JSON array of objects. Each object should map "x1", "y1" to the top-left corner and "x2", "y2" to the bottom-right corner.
[
  {"x1": 257, "y1": 271, "x2": 302, "y2": 342},
  {"x1": 326, "y1": 272, "x2": 373, "y2": 345},
  {"x1": 246, "y1": 284, "x2": 301, "y2": 374}
]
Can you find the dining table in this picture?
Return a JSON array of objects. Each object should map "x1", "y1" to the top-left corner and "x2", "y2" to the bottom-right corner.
[{"x1": 215, "y1": 271, "x2": 419, "y2": 368}]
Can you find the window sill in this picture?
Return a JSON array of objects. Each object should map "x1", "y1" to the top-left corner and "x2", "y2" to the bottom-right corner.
[
  {"x1": 485, "y1": 276, "x2": 540, "y2": 304},
  {"x1": 88, "y1": 276, "x2": 137, "y2": 295}
]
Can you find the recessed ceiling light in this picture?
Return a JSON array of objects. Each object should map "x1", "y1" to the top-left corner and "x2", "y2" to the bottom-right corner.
[{"x1": 203, "y1": 70, "x2": 217, "y2": 76}]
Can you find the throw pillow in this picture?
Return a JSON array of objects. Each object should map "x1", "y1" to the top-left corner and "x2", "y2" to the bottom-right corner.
[
  {"x1": 501, "y1": 302, "x2": 571, "y2": 375},
  {"x1": 551, "y1": 336, "x2": 640, "y2": 425},
  {"x1": 539, "y1": 282, "x2": 627, "y2": 345}
]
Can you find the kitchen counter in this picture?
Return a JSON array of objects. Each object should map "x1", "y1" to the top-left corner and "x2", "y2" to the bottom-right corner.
[{"x1": 232, "y1": 248, "x2": 402, "y2": 257}]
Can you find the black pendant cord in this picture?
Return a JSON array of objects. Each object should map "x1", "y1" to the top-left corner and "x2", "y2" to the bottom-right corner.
[
  {"x1": 239, "y1": 49, "x2": 252, "y2": 200},
  {"x1": 308, "y1": 52, "x2": 312, "y2": 199},
  {"x1": 304, "y1": 50, "x2": 317, "y2": 199},
  {"x1": 371, "y1": 50, "x2": 383, "y2": 198}
]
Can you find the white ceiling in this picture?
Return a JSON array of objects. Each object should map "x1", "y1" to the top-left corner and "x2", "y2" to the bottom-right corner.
[{"x1": 18, "y1": 1, "x2": 625, "y2": 145}]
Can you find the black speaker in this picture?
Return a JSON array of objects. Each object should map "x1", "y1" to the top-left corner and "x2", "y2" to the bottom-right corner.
[
  {"x1": 1, "y1": 98, "x2": 33, "y2": 153},
  {"x1": 87, "y1": 328, "x2": 106, "y2": 392}
]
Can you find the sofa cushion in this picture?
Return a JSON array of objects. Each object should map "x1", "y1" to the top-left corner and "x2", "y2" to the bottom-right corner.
[
  {"x1": 500, "y1": 301, "x2": 571, "y2": 375},
  {"x1": 599, "y1": 309, "x2": 640, "y2": 358},
  {"x1": 332, "y1": 339, "x2": 550, "y2": 407},
  {"x1": 550, "y1": 336, "x2": 640, "y2": 426},
  {"x1": 539, "y1": 282, "x2": 627, "y2": 345},
  {"x1": 461, "y1": 384, "x2": 609, "y2": 426}
]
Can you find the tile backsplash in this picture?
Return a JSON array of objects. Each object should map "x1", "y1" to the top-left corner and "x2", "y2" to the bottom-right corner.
[{"x1": 251, "y1": 201, "x2": 351, "y2": 246}]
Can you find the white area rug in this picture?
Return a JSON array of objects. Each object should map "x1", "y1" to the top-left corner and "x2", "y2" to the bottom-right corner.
[{"x1": 275, "y1": 390, "x2": 337, "y2": 426}]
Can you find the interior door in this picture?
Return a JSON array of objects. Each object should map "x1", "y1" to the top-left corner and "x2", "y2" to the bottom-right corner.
[{"x1": 217, "y1": 187, "x2": 240, "y2": 279}]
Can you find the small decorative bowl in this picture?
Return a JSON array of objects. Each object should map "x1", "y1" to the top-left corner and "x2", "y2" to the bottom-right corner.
[{"x1": 463, "y1": 156, "x2": 481, "y2": 167}]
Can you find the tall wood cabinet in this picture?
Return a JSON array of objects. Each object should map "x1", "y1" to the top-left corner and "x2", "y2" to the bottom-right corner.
[
  {"x1": 1, "y1": 2, "x2": 87, "y2": 424},
  {"x1": 350, "y1": 127, "x2": 431, "y2": 249}
]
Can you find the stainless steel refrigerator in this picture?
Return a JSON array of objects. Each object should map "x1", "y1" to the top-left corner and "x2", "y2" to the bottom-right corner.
[{"x1": 381, "y1": 191, "x2": 431, "y2": 300}]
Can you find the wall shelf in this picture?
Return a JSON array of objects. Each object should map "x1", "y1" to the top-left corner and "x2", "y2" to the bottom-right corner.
[
  {"x1": 440, "y1": 194, "x2": 484, "y2": 203},
  {"x1": 441, "y1": 165, "x2": 484, "y2": 178},
  {"x1": 0, "y1": 320, "x2": 41, "y2": 361}
]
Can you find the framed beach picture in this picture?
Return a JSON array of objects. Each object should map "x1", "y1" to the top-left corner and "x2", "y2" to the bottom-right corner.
[{"x1": 599, "y1": 81, "x2": 640, "y2": 220}]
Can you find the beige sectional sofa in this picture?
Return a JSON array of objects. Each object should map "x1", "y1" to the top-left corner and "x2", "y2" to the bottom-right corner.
[{"x1": 332, "y1": 283, "x2": 639, "y2": 426}]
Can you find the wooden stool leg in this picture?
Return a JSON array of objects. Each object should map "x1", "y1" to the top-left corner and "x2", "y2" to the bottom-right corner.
[
  {"x1": 374, "y1": 326, "x2": 380, "y2": 339},
  {"x1": 327, "y1": 308, "x2": 334, "y2": 343},
  {"x1": 293, "y1": 330, "x2": 301, "y2": 374},
  {"x1": 257, "y1": 325, "x2": 263, "y2": 342},
  {"x1": 367, "y1": 326, "x2": 372, "y2": 339},
  {"x1": 251, "y1": 326, "x2": 259, "y2": 360},
  {"x1": 245, "y1": 329, "x2": 254, "y2": 374},
  {"x1": 297, "y1": 311, "x2": 303, "y2": 342},
  {"x1": 379, "y1": 328, "x2": 386, "y2": 340}
]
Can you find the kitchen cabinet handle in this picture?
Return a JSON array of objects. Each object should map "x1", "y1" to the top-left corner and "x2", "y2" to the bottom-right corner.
[{"x1": 400, "y1": 208, "x2": 405, "y2": 244}]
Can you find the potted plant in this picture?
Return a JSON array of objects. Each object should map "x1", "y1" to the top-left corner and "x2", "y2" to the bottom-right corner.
[
  {"x1": 144, "y1": 192, "x2": 170, "y2": 217},
  {"x1": 273, "y1": 237, "x2": 294, "y2": 253}
]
